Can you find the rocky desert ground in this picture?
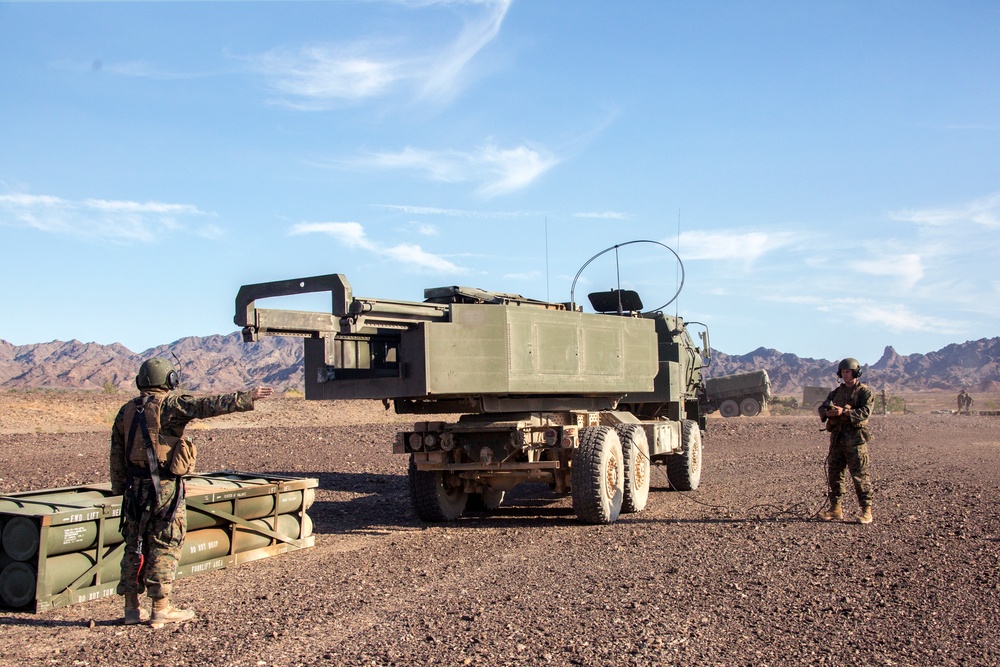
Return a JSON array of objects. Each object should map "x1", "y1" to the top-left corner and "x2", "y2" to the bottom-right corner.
[{"x1": 1, "y1": 390, "x2": 999, "y2": 667}]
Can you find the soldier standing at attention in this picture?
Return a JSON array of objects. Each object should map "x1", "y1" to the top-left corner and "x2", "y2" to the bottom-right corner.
[
  {"x1": 958, "y1": 389, "x2": 968, "y2": 414},
  {"x1": 110, "y1": 357, "x2": 273, "y2": 626},
  {"x1": 818, "y1": 358, "x2": 874, "y2": 525}
]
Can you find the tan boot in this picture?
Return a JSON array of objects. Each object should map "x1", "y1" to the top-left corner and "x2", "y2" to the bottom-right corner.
[
  {"x1": 859, "y1": 505, "x2": 873, "y2": 525},
  {"x1": 123, "y1": 593, "x2": 149, "y2": 625},
  {"x1": 150, "y1": 597, "x2": 196, "y2": 628},
  {"x1": 819, "y1": 500, "x2": 843, "y2": 521}
]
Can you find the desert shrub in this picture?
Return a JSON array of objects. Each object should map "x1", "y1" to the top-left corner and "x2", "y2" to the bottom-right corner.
[{"x1": 765, "y1": 395, "x2": 797, "y2": 415}]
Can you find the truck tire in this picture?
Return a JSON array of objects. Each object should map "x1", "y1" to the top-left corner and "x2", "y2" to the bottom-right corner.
[
  {"x1": 719, "y1": 399, "x2": 740, "y2": 418},
  {"x1": 409, "y1": 456, "x2": 467, "y2": 521},
  {"x1": 467, "y1": 488, "x2": 505, "y2": 512},
  {"x1": 667, "y1": 420, "x2": 702, "y2": 491},
  {"x1": 615, "y1": 424, "x2": 650, "y2": 513},
  {"x1": 572, "y1": 426, "x2": 624, "y2": 524},
  {"x1": 739, "y1": 397, "x2": 761, "y2": 417}
]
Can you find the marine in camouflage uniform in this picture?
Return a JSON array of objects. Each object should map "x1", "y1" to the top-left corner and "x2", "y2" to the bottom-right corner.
[
  {"x1": 818, "y1": 358, "x2": 874, "y2": 524},
  {"x1": 110, "y1": 357, "x2": 272, "y2": 626}
]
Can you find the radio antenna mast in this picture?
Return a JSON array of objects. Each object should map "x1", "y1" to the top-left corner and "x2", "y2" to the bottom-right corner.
[
  {"x1": 545, "y1": 217, "x2": 550, "y2": 302},
  {"x1": 675, "y1": 209, "x2": 682, "y2": 319}
]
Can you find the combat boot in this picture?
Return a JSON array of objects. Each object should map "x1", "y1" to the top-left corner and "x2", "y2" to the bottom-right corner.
[
  {"x1": 859, "y1": 505, "x2": 873, "y2": 525},
  {"x1": 819, "y1": 500, "x2": 843, "y2": 521},
  {"x1": 123, "y1": 593, "x2": 149, "y2": 625},
  {"x1": 150, "y1": 597, "x2": 196, "y2": 628}
]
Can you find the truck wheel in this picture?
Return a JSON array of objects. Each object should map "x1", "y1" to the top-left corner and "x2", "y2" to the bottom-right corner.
[
  {"x1": 409, "y1": 456, "x2": 467, "y2": 521},
  {"x1": 616, "y1": 424, "x2": 650, "y2": 513},
  {"x1": 667, "y1": 420, "x2": 702, "y2": 491},
  {"x1": 572, "y1": 426, "x2": 624, "y2": 524},
  {"x1": 739, "y1": 397, "x2": 761, "y2": 417},
  {"x1": 719, "y1": 399, "x2": 740, "y2": 418},
  {"x1": 467, "y1": 488, "x2": 505, "y2": 512}
]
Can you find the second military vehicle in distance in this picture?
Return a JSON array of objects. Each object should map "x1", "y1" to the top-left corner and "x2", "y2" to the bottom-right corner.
[
  {"x1": 234, "y1": 241, "x2": 710, "y2": 524},
  {"x1": 701, "y1": 369, "x2": 772, "y2": 417}
]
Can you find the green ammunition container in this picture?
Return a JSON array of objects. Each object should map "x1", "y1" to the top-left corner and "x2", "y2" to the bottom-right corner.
[{"x1": 1, "y1": 471, "x2": 318, "y2": 612}]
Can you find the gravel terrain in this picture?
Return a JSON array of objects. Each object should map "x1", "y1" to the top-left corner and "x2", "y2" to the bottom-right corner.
[{"x1": 1, "y1": 393, "x2": 999, "y2": 667}]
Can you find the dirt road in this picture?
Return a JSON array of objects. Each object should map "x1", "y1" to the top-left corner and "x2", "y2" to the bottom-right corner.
[{"x1": 2, "y1": 397, "x2": 999, "y2": 666}]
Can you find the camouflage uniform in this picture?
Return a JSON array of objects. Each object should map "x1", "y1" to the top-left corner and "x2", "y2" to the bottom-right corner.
[
  {"x1": 819, "y1": 381, "x2": 874, "y2": 509},
  {"x1": 110, "y1": 388, "x2": 254, "y2": 599}
]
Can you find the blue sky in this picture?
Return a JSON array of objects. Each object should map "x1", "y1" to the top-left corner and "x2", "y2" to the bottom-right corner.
[{"x1": 1, "y1": 0, "x2": 998, "y2": 367}]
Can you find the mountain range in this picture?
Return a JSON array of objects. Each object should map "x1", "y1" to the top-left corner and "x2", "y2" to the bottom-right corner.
[{"x1": 2, "y1": 333, "x2": 998, "y2": 397}]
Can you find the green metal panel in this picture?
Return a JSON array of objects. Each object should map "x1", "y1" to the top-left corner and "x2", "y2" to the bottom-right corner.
[
  {"x1": 422, "y1": 304, "x2": 657, "y2": 396},
  {"x1": 425, "y1": 304, "x2": 509, "y2": 394}
]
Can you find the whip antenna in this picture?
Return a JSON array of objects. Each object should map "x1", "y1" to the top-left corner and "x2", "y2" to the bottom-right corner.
[
  {"x1": 676, "y1": 209, "x2": 681, "y2": 319},
  {"x1": 545, "y1": 217, "x2": 550, "y2": 302}
]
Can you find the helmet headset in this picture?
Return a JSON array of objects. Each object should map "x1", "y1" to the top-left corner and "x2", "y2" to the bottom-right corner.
[
  {"x1": 135, "y1": 357, "x2": 180, "y2": 390},
  {"x1": 836, "y1": 357, "x2": 863, "y2": 379}
]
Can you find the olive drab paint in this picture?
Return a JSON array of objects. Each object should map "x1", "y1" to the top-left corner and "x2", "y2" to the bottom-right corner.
[
  {"x1": 0, "y1": 472, "x2": 318, "y2": 612},
  {"x1": 235, "y1": 248, "x2": 711, "y2": 526}
]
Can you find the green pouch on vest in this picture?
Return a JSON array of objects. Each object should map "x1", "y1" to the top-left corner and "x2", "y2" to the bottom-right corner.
[{"x1": 167, "y1": 436, "x2": 197, "y2": 476}]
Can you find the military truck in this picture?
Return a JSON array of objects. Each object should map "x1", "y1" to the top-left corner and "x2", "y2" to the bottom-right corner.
[
  {"x1": 802, "y1": 386, "x2": 832, "y2": 412},
  {"x1": 701, "y1": 370, "x2": 771, "y2": 417},
  {"x1": 234, "y1": 245, "x2": 710, "y2": 524}
]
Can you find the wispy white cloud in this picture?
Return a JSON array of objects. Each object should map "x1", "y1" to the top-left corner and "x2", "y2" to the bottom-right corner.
[
  {"x1": 476, "y1": 143, "x2": 557, "y2": 197},
  {"x1": 253, "y1": 45, "x2": 403, "y2": 109},
  {"x1": 677, "y1": 230, "x2": 798, "y2": 263},
  {"x1": 289, "y1": 221, "x2": 367, "y2": 247},
  {"x1": 0, "y1": 193, "x2": 207, "y2": 243},
  {"x1": 375, "y1": 204, "x2": 535, "y2": 218},
  {"x1": 359, "y1": 140, "x2": 558, "y2": 197},
  {"x1": 503, "y1": 270, "x2": 541, "y2": 281},
  {"x1": 413, "y1": 222, "x2": 439, "y2": 236},
  {"x1": 289, "y1": 220, "x2": 464, "y2": 272},
  {"x1": 851, "y1": 253, "x2": 924, "y2": 289},
  {"x1": 417, "y1": 0, "x2": 511, "y2": 104},
  {"x1": 890, "y1": 192, "x2": 1000, "y2": 228},
  {"x1": 250, "y1": 0, "x2": 511, "y2": 110},
  {"x1": 765, "y1": 292, "x2": 965, "y2": 335},
  {"x1": 573, "y1": 211, "x2": 628, "y2": 220},
  {"x1": 854, "y1": 303, "x2": 964, "y2": 334}
]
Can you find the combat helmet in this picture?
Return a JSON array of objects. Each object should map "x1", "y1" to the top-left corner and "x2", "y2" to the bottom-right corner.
[
  {"x1": 837, "y1": 357, "x2": 863, "y2": 379},
  {"x1": 135, "y1": 357, "x2": 179, "y2": 390}
]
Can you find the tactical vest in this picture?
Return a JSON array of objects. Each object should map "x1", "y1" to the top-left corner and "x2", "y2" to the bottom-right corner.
[
  {"x1": 825, "y1": 382, "x2": 871, "y2": 439},
  {"x1": 123, "y1": 394, "x2": 197, "y2": 476}
]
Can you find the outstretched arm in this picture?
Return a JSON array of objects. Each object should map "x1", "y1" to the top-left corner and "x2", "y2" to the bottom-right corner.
[{"x1": 163, "y1": 386, "x2": 274, "y2": 427}]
